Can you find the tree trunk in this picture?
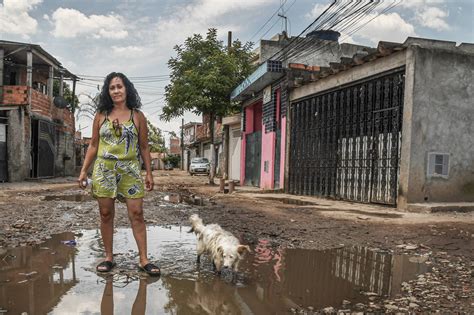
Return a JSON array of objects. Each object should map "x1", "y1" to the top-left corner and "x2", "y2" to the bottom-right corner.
[{"x1": 209, "y1": 112, "x2": 215, "y2": 185}]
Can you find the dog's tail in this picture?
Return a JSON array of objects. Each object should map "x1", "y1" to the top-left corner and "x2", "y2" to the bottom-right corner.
[{"x1": 188, "y1": 214, "x2": 204, "y2": 234}]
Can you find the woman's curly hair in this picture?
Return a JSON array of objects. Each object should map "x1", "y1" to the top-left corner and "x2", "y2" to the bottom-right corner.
[{"x1": 97, "y1": 72, "x2": 142, "y2": 113}]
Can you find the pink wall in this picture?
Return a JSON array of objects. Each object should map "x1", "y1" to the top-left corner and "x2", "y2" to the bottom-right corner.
[
  {"x1": 279, "y1": 116, "x2": 286, "y2": 187},
  {"x1": 260, "y1": 131, "x2": 275, "y2": 189}
]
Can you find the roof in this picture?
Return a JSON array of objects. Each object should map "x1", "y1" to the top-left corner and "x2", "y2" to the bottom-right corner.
[
  {"x1": 289, "y1": 37, "x2": 474, "y2": 86},
  {"x1": 0, "y1": 40, "x2": 78, "y2": 80}
]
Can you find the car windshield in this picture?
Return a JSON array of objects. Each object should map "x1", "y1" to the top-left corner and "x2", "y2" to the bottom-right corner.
[{"x1": 191, "y1": 158, "x2": 209, "y2": 164}]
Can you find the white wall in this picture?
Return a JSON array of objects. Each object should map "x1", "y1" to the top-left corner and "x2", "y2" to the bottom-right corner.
[{"x1": 229, "y1": 126, "x2": 241, "y2": 181}]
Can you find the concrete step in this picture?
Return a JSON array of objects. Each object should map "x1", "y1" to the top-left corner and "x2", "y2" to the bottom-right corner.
[{"x1": 406, "y1": 202, "x2": 474, "y2": 213}]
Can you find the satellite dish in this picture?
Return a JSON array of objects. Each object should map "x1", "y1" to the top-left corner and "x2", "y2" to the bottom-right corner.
[{"x1": 53, "y1": 96, "x2": 69, "y2": 109}]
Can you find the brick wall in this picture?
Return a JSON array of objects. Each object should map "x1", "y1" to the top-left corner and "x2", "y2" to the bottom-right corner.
[{"x1": 2, "y1": 86, "x2": 28, "y2": 105}]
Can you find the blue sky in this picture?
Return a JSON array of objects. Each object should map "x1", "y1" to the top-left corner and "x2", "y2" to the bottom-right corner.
[{"x1": 1, "y1": 0, "x2": 473, "y2": 137}]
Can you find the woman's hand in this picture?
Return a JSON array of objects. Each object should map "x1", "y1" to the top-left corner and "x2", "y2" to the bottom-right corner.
[
  {"x1": 145, "y1": 173, "x2": 154, "y2": 191},
  {"x1": 78, "y1": 171, "x2": 88, "y2": 189}
]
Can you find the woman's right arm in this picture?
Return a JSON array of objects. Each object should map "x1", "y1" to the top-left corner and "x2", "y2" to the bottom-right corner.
[{"x1": 78, "y1": 113, "x2": 102, "y2": 188}]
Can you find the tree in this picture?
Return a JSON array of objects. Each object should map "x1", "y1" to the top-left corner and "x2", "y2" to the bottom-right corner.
[
  {"x1": 161, "y1": 28, "x2": 255, "y2": 183},
  {"x1": 147, "y1": 121, "x2": 166, "y2": 153},
  {"x1": 53, "y1": 80, "x2": 79, "y2": 112}
]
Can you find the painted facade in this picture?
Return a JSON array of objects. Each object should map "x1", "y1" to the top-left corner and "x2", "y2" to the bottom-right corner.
[
  {"x1": 232, "y1": 32, "x2": 367, "y2": 190},
  {"x1": 289, "y1": 37, "x2": 474, "y2": 209}
]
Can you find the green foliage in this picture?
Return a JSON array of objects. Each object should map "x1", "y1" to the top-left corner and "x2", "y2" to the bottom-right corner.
[
  {"x1": 147, "y1": 120, "x2": 166, "y2": 153},
  {"x1": 161, "y1": 28, "x2": 255, "y2": 121},
  {"x1": 53, "y1": 80, "x2": 79, "y2": 111},
  {"x1": 162, "y1": 154, "x2": 181, "y2": 167}
]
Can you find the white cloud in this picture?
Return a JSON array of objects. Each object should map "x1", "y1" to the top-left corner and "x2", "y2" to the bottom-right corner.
[
  {"x1": 306, "y1": 2, "x2": 332, "y2": 19},
  {"x1": 111, "y1": 45, "x2": 150, "y2": 58},
  {"x1": 51, "y1": 8, "x2": 128, "y2": 39},
  {"x1": 415, "y1": 7, "x2": 450, "y2": 31},
  {"x1": 147, "y1": 0, "x2": 273, "y2": 53},
  {"x1": 399, "y1": 0, "x2": 445, "y2": 9},
  {"x1": 352, "y1": 12, "x2": 417, "y2": 45},
  {"x1": 0, "y1": 0, "x2": 42, "y2": 38}
]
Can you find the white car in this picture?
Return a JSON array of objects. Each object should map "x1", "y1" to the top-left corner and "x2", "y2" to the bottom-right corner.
[{"x1": 189, "y1": 157, "x2": 210, "y2": 176}]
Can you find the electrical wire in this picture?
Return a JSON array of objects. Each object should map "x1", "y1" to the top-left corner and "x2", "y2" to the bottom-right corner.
[{"x1": 247, "y1": 0, "x2": 288, "y2": 43}]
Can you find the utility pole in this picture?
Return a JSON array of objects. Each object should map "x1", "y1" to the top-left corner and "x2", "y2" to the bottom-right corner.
[
  {"x1": 181, "y1": 118, "x2": 184, "y2": 170},
  {"x1": 222, "y1": 31, "x2": 232, "y2": 179}
]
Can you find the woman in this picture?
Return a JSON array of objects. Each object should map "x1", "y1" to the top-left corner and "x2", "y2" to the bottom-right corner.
[{"x1": 78, "y1": 72, "x2": 160, "y2": 276}]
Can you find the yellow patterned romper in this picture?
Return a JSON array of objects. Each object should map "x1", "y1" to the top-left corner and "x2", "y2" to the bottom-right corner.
[{"x1": 91, "y1": 110, "x2": 144, "y2": 201}]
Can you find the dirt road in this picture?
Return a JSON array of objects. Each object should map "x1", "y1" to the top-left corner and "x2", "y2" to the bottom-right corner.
[{"x1": 0, "y1": 170, "x2": 472, "y2": 313}]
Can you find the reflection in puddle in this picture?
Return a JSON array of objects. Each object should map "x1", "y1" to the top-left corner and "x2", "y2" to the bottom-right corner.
[
  {"x1": 42, "y1": 194, "x2": 92, "y2": 202},
  {"x1": 0, "y1": 228, "x2": 429, "y2": 314}
]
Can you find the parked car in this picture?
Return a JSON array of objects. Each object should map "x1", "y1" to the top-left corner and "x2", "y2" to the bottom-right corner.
[
  {"x1": 164, "y1": 163, "x2": 173, "y2": 170},
  {"x1": 189, "y1": 157, "x2": 210, "y2": 176}
]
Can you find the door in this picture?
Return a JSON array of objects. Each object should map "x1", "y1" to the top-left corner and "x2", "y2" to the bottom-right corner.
[
  {"x1": 229, "y1": 127, "x2": 241, "y2": 181},
  {"x1": 33, "y1": 120, "x2": 55, "y2": 178},
  {"x1": 245, "y1": 131, "x2": 261, "y2": 186},
  {"x1": 0, "y1": 123, "x2": 7, "y2": 182},
  {"x1": 274, "y1": 128, "x2": 281, "y2": 189}
]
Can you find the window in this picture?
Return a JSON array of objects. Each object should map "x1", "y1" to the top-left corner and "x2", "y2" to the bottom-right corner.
[{"x1": 427, "y1": 152, "x2": 449, "y2": 178}]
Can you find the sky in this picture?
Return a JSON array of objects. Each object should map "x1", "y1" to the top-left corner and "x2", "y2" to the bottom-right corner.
[{"x1": 1, "y1": 0, "x2": 473, "y2": 140}]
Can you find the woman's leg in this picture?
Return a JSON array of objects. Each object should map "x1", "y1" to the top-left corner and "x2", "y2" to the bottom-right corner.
[
  {"x1": 98, "y1": 197, "x2": 116, "y2": 265},
  {"x1": 125, "y1": 198, "x2": 149, "y2": 266}
]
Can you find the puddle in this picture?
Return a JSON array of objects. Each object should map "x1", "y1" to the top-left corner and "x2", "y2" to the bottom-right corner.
[
  {"x1": 0, "y1": 228, "x2": 429, "y2": 314},
  {"x1": 43, "y1": 194, "x2": 93, "y2": 202}
]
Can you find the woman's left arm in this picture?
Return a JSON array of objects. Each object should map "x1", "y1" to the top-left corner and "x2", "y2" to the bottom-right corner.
[{"x1": 137, "y1": 111, "x2": 154, "y2": 191}]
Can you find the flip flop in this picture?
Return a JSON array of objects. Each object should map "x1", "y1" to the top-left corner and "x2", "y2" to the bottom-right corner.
[
  {"x1": 138, "y1": 263, "x2": 161, "y2": 277},
  {"x1": 96, "y1": 260, "x2": 116, "y2": 273}
]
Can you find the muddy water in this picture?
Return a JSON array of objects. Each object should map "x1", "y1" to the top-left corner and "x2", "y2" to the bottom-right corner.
[{"x1": 0, "y1": 227, "x2": 429, "y2": 314}]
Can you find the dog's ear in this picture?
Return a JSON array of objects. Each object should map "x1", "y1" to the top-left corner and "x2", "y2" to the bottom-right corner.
[
  {"x1": 217, "y1": 246, "x2": 224, "y2": 256},
  {"x1": 237, "y1": 245, "x2": 251, "y2": 254}
]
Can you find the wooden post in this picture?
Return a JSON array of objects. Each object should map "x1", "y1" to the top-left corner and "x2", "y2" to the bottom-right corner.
[
  {"x1": 229, "y1": 180, "x2": 235, "y2": 193},
  {"x1": 26, "y1": 50, "x2": 33, "y2": 107},
  {"x1": 219, "y1": 178, "x2": 225, "y2": 193},
  {"x1": 0, "y1": 49, "x2": 4, "y2": 105}
]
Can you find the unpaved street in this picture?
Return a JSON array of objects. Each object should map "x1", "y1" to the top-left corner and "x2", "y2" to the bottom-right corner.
[{"x1": 0, "y1": 170, "x2": 472, "y2": 313}]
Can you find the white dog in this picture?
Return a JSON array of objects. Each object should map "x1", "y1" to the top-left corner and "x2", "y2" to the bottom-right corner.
[{"x1": 189, "y1": 214, "x2": 250, "y2": 273}]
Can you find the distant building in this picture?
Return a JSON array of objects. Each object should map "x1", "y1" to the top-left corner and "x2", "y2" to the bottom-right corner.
[
  {"x1": 181, "y1": 122, "x2": 202, "y2": 171},
  {"x1": 0, "y1": 40, "x2": 77, "y2": 182},
  {"x1": 169, "y1": 136, "x2": 181, "y2": 155}
]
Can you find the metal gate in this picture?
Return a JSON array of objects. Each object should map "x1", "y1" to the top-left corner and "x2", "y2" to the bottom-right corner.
[
  {"x1": 0, "y1": 122, "x2": 7, "y2": 182},
  {"x1": 245, "y1": 131, "x2": 261, "y2": 186},
  {"x1": 289, "y1": 69, "x2": 404, "y2": 205},
  {"x1": 36, "y1": 120, "x2": 55, "y2": 178}
]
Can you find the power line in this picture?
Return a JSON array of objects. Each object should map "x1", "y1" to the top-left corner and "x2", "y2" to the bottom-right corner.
[
  {"x1": 247, "y1": 0, "x2": 288, "y2": 43},
  {"x1": 258, "y1": 0, "x2": 297, "y2": 42}
]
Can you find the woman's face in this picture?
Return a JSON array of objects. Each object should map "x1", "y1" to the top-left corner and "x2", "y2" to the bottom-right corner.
[{"x1": 109, "y1": 76, "x2": 126, "y2": 104}]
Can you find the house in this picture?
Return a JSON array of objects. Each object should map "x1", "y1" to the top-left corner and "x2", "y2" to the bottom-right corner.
[
  {"x1": 182, "y1": 121, "x2": 202, "y2": 171},
  {"x1": 0, "y1": 40, "x2": 77, "y2": 182},
  {"x1": 230, "y1": 31, "x2": 369, "y2": 189},
  {"x1": 184, "y1": 115, "x2": 223, "y2": 176},
  {"x1": 221, "y1": 114, "x2": 242, "y2": 181},
  {"x1": 169, "y1": 135, "x2": 181, "y2": 155},
  {"x1": 288, "y1": 37, "x2": 474, "y2": 209}
]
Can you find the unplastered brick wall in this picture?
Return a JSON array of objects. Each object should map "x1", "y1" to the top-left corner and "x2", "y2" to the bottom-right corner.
[
  {"x1": 2, "y1": 86, "x2": 28, "y2": 105},
  {"x1": 31, "y1": 90, "x2": 51, "y2": 117}
]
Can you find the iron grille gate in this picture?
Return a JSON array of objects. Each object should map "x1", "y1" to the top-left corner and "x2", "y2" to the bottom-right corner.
[{"x1": 289, "y1": 69, "x2": 404, "y2": 205}]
